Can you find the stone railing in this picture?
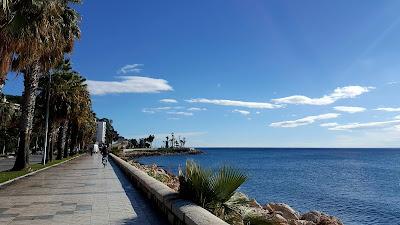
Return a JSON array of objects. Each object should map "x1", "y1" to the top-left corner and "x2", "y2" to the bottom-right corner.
[{"x1": 109, "y1": 153, "x2": 229, "y2": 225}]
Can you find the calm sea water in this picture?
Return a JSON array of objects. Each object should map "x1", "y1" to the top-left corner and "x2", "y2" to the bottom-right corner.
[{"x1": 139, "y1": 148, "x2": 400, "y2": 225}]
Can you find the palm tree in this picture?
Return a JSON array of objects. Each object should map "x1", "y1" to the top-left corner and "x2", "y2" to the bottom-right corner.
[
  {"x1": 0, "y1": 0, "x2": 81, "y2": 170},
  {"x1": 165, "y1": 136, "x2": 169, "y2": 148},
  {"x1": 67, "y1": 76, "x2": 94, "y2": 156},
  {"x1": 37, "y1": 59, "x2": 90, "y2": 160},
  {"x1": 0, "y1": 98, "x2": 20, "y2": 154},
  {"x1": 170, "y1": 133, "x2": 175, "y2": 148},
  {"x1": 179, "y1": 160, "x2": 247, "y2": 218}
]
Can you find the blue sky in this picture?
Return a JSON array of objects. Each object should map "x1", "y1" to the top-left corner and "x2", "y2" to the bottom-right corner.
[{"x1": 4, "y1": 0, "x2": 400, "y2": 147}]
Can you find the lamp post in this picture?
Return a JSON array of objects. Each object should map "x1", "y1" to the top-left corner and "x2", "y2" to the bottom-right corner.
[{"x1": 43, "y1": 72, "x2": 52, "y2": 165}]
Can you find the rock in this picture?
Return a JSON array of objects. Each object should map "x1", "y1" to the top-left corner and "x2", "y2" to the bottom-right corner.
[
  {"x1": 244, "y1": 212, "x2": 289, "y2": 225},
  {"x1": 263, "y1": 204, "x2": 274, "y2": 212},
  {"x1": 301, "y1": 211, "x2": 322, "y2": 223},
  {"x1": 289, "y1": 220, "x2": 316, "y2": 225},
  {"x1": 318, "y1": 215, "x2": 343, "y2": 225},
  {"x1": 301, "y1": 211, "x2": 343, "y2": 225},
  {"x1": 271, "y1": 214, "x2": 289, "y2": 224},
  {"x1": 227, "y1": 192, "x2": 264, "y2": 211},
  {"x1": 266, "y1": 203, "x2": 300, "y2": 220}
]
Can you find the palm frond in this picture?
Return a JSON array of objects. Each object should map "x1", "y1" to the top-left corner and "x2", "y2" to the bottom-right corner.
[
  {"x1": 179, "y1": 160, "x2": 247, "y2": 212},
  {"x1": 209, "y1": 166, "x2": 248, "y2": 204}
]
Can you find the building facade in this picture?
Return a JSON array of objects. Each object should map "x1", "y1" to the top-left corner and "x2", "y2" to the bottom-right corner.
[{"x1": 96, "y1": 121, "x2": 106, "y2": 144}]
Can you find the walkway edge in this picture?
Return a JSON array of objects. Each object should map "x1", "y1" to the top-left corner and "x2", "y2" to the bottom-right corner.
[
  {"x1": 109, "y1": 153, "x2": 229, "y2": 225},
  {"x1": 0, "y1": 154, "x2": 83, "y2": 188}
]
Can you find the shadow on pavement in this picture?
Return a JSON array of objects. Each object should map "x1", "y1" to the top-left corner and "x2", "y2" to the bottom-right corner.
[{"x1": 109, "y1": 159, "x2": 169, "y2": 225}]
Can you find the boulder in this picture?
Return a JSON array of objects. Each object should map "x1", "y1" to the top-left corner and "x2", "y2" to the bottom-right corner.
[
  {"x1": 266, "y1": 203, "x2": 300, "y2": 220},
  {"x1": 270, "y1": 214, "x2": 289, "y2": 225},
  {"x1": 318, "y1": 215, "x2": 343, "y2": 225},
  {"x1": 243, "y1": 212, "x2": 289, "y2": 225},
  {"x1": 226, "y1": 192, "x2": 266, "y2": 212},
  {"x1": 301, "y1": 211, "x2": 322, "y2": 223},
  {"x1": 289, "y1": 220, "x2": 316, "y2": 225},
  {"x1": 301, "y1": 211, "x2": 343, "y2": 225}
]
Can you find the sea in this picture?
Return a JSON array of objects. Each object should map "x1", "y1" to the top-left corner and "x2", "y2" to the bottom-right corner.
[{"x1": 139, "y1": 148, "x2": 400, "y2": 225}]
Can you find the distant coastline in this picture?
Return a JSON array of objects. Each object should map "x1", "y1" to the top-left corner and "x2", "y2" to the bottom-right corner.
[
  {"x1": 120, "y1": 147, "x2": 202, "y2": 160},
  {"x1": 195, "y1": 147, "x2": 400, "y2": 150}
]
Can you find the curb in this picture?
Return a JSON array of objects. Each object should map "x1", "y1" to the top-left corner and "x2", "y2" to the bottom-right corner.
[{"x1": 0, "y1": 154, "x2": 84, "y2": 188}]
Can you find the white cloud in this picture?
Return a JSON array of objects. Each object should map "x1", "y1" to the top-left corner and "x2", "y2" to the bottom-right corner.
[
  {"x1": 387, "y1": 81, "x2": 398, "y2": 85},
  {"x1": 167, "y1": 111, "x2": 193, "y2": 116},
  {"x1": 118, "y1": 64, "x2": 143, "y2": 74},
  {"x1": 167, "y1": 117, "x2": 180, "y2": 120},
  {"x1": 270, "y1": 113, "x2": 340, "y2": 128},
  {"x1": 333, "y1": 106, "x2": 366, "y2": 113},
  {"x1": 394, "y1": 115, "x2": 400, "y2": 119},
  {"x1": 186, "y1": 98, "x2": 281, "y2": 109},
  {"x1": 320, "y1": 122, "x2": 339, "y2": 127},
  {"x1": 160, "y1": 98, "x2": 178, "y2": 103},
  {"x1": 329, "y1": 120, "x2": 400, "y2": 131},
  {"x1": 142, "y1": 106, "x2": 187, "y2": 114},
  {"x1": 142, "y1": 109, "x2": 155, "y2": 114},
  {"x1": 233, "y1": 109, "x2": 250, "y2": 116},
  {"x1": 87, "y1": 76, "x2": 173, "y2": 95},
  {"x1": 256, "y1": 111, "x2": 261, "y2": 114},
  {"x1": 187, "y1": 107, "x2": 207, "y2": 111},
  {"x1": 154, "y1": 107, "x2": 172, "y2": 110},
  {"x1": 272, "y1": 86, "x2": 374, "y2": 105},
  {"x1": 375, "y1": 107, "x2": 400, "y2": 112}
]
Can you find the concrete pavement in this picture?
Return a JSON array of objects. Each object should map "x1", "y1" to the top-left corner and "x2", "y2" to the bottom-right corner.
[{"x1": 0, "y1": 154, "x2": 169, "y2": 225}]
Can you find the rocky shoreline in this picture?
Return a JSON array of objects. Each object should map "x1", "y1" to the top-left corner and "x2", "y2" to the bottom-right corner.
[
  {"x1": 120, "y1": 150, "x2": 343, "y2": 225},
  {"x1": 121, "y1": 147, "x2": 202, "y2": 159}
]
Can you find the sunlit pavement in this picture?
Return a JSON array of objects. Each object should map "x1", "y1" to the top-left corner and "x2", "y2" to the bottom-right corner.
[{"x1": 0, "y1": 154, "x2": 168, "y2": 225}]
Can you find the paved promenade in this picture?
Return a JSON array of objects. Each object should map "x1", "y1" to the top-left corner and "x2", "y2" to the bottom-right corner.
[{"x1": 0, "y1": 154, "x2": 169, "y2": 225}]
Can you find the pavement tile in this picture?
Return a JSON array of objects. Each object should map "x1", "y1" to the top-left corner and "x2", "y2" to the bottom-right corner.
[{"x1": 0, "y1": 155, "x2": 169, "y2": 225}]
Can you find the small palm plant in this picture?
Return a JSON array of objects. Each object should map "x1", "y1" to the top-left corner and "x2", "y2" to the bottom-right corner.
[{"x1": 179, "y1": 160, "x2": 248, "y2": 218}]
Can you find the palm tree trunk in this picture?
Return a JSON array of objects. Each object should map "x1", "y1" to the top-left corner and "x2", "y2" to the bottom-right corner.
[
  {"x1": 64, "y1": 122, "x2": 71, "y2": 158},
  {"x1": 69, "y1": 123, "x2": 78, "y2": 156},
  {"x1": 57, "y1": 120, "x2": 68, "y2": 160},
  {"x1": 48, "y1": 122, "x2": 58, "y2": 162},
  {"x1": 47, "y1": 134, "x2": 52, "y2": 162},
  {"x1": 13, "y1": 63, "x2": 40, "y2": 170}
]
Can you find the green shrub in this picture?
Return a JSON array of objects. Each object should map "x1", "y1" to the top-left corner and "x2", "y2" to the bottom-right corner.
[
  {"x1": 178, "y1": 160, "x2": 247, "y2": 217},
  {"x1": 111, "y1": 147, "x2": 122, "y2": 156}
]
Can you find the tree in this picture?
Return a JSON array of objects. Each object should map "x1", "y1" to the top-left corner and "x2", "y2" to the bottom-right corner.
[
  {"x1": 165, "y1": 136, "x2": 169, "y2": 148},
  {"x1": 68, "y1": 76, "x2": 95, "y2": 156},
  {"x1": 0, "y1": 97, "x2": 20, "y2": 154},
  {"x1": 37, "y1": 59, "x2": 92, "y2": 160},
  {"x1": 146, "y1": 135, "x2": 155, "y2": 148},
  {"x1": 170, "y1": 133, "x2": 175, "y2": 148},
  {"x1": 139, "y1": 138, "x2": 145, "y2": 148},
  {"x1": 180, "y1": 137, "x2": 186, "y2": 148},
  {"x1": 129, "y1": 139, "x2": 138, "y2": 148},
  {"x1": 0, "y1": 0, "x2": 82, "y2": 170}
]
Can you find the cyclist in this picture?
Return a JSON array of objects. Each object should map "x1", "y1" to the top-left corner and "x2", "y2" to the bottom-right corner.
[{"x1": 100, "y1": 144, "x2": 108, "y2": 167}]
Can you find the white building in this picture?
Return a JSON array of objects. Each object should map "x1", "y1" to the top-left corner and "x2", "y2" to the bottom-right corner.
[{"x1": 96, "y1": 121, "x2": 106, "y2": 144}]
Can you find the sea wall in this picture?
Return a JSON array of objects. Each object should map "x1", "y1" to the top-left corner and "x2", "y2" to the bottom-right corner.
[{"x1": 109, "y1": 153, "x2": 228, "y2": 225}]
